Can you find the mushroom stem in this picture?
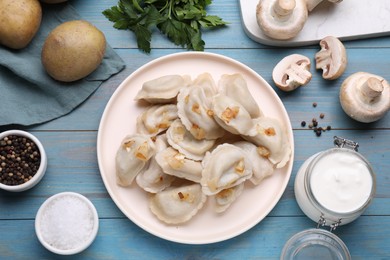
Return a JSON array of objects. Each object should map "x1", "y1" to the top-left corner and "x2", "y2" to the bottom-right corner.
[
  {"x1": 360, "y1": 77, "x2": 384, "y2": 103},
  {"x1": 306, "y1": 0, "x2": 324, "y2": 11},
  {"x1": 306, "y1": 0, "x2": 343, "y2": 12},
  {"x1": 273, "y1": 0, "x2": 296, "y2": 17}
]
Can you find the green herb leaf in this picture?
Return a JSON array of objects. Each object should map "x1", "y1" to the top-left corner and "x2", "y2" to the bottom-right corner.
[
  {"x1": 200, "y1": 15, "x2": 229, "y2": 28},
  {"x1": 102, "y1": 0, "x2": 228, "y2": 53}
]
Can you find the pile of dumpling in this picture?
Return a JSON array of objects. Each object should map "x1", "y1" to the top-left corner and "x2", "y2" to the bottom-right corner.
[{"x1": 115, "y1": 72, "x2": 291, "y2": 224}]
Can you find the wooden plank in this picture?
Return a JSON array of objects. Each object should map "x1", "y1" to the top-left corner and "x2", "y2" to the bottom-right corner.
[
  {"x1": 69, "y1": 0, "x2": 390, "y2": 49},
  {"x1": 1, "y1": 47, "x2": 388, "y2": 131},
  {"x1": 0, "y1": 216, "x2": 389, "y2": 259},
  {"x1": 1, "y1": 130, "x2": 388, "y2": 220}
]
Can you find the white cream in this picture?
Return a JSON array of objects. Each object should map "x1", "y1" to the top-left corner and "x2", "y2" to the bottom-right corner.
[
  {"x1": 310, "y1": 152, "x2": 372, "y2": 213},
  {"x1": 294, "y1": 149, "x2": 375, "y2": 226}
]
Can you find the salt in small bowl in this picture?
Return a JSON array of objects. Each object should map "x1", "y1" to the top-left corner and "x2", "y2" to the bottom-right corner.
[
  {"x1": 0, "y1": 130, "x2": 47, "y2": 192},
  {"x1": 35, "y1": 192, "x2": 99, "y2": 255}
]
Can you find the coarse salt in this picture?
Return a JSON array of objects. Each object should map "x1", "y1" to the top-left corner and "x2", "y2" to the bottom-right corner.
[{"x1": 38, "y1": 194, "x2": 96, "y2": 251}]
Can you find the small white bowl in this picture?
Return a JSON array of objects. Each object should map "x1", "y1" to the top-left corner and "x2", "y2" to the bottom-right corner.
[
  {"x1": 35, "y1": 192, "x2": 99, "y2": 255},
  {"x1": 0, "y1": 130, "x2": 47, "y2": 192}
]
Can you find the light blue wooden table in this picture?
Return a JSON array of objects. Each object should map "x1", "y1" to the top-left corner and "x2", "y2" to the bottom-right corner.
[{"x1": 1, "y1": 0, "x2": 390, "y2": 259}]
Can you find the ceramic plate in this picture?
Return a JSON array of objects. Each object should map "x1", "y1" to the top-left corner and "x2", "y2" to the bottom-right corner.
[
  {"x1": 239, "y1": 0, "x2": 390, "y2": 46},
  {"x1": 97, "y1": 52, "x2": 294, "y2": 244}
]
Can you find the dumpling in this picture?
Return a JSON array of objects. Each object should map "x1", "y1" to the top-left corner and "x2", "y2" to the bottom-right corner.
[
  {"x1": 136, "y1": 135, "x2": 176, "y2": 193},
  {"x1": 166, "y1": 119, "x2": 216, "y2": 161},
  {"x1": 177, "y1": 73, "x2": 225, "y2": 140},
  {"x1": 201, "y1": 143, "x2": 253, "y2": 195},
  {"x1": 115, "y1": 134, "x2": 156, "y2": 187},
  {"x1": 212, "y1": 93, "x2": 254, "y2": 135},
  {"x1": 214, "y1": 182, "x2": 245, "y2": 213},
  {"x1": 136, "y1": 104, "x2": 178, "y2": 135},
  {"x1": 218, "y1": 73, "x2": 262, "y2": 118},
  {"x1": 134, "y1": 75, "x2": 191, "y2": 104},
  {"x1": 244, "y1": 117, "x2": 291, "y2": 168},
  {"x1": 233, "y1": 141, "x2": 275, "y2": 185},
  {"x1": 155, "y1": 147, "x2": 203, "y2": 183},
  {"x1": 149, "y1": 183, "x2": 207, "y2": 224}
]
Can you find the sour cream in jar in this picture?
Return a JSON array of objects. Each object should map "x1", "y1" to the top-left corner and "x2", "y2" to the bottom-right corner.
[{"x1": 295, "y1": 144, "x2": 376, "y2": 226}]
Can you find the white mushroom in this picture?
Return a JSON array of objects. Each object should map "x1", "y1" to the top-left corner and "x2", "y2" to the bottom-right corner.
[
  {"x1": 315, "y1": 36, "x2": 347, "y2": 80},
  {"x1": 340, "y1": 72, "x2": 390, "y2": 123},
  {"x1": 305, "y1": 0, "x2": 343, "y2": 12},
  {"x1": 272, "y1": 54, "x2": 312, "y2": 91},
  {"x1": 256, "y1": 0, "x2": 308, "y2": 40}
]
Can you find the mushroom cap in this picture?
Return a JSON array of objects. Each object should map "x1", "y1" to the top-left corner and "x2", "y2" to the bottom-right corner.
[
  {"x1": 340, "y1": 72, "x2": 390, "y2": 123},
  {"x1": 272, "y1": 54, "x2": 312, "y2": 91},
  {"x1": 256, "y1": 0, "x2": 308, "y2": 40},
  {"x1": 315, "y1": 36, "x2": 347, "y2": 80}
]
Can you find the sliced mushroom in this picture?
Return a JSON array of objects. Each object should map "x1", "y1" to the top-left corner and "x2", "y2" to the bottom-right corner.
[
  {"x1": 272, "y1": 54, "x2": 312, "y2": 91},
  {"x1": 315, "y1": 36, "x2": 347, "y2": 80},
  {"x1": 256, "y1": 0, "x2": 308, "y2": 40},
  {"x1": 340, "y1": 72, "x2": 390, "y2": 123},
  {"x1": 305, "y1": 0, "x2": 343, "y2": 12}
]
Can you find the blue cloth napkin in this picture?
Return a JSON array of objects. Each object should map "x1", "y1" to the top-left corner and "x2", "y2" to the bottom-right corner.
[{"x1": 0, "y1": 3, "x2": 125, "y2": 126}]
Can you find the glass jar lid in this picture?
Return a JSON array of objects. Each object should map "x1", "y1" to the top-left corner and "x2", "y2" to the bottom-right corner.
[{"x1": 281, "y1": 228, "x2": 351, "y2": 260}]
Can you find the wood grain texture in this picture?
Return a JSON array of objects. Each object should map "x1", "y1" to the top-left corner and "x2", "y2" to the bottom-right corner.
[{"x1": 1, "y1": 0, "x2": 390, "y2": 259}]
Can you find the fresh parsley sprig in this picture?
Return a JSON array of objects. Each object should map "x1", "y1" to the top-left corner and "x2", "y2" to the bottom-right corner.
[{"x1": 103, "y1": 0, "x2": 228, "y2": 53}]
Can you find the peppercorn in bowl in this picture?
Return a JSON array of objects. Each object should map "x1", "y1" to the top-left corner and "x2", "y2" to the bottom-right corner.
[{"x1": 0, "y1": 130, "x2": 47, "y2": 192}]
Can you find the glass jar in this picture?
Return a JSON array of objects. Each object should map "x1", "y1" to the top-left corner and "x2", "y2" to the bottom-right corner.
[
  {"x1": 281, "y1": 136, "x2": 376, "y2": 260},
  {"x1": 281, "y1": 228, "x2": 351, "y2": 260},
  {"x1": 294, "y1": 136, "x2": 376, "y2": 226}
]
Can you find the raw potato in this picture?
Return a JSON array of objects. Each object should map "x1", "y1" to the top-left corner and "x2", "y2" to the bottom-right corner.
[
  {"x1": 0, "y1": 0, "x2": 42, "y2": 49},
  {"x1": 40, "y1": 0, "x2": 67, "y2": 3},
  {"x1": 41, "y1": 20, "x2": 106, "y2": 82}
]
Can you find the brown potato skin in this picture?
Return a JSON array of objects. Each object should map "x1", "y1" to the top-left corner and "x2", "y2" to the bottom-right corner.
[
  {"x1": 41, "y1": 20, "x2": 106, "y2": 82},
  {"x1": 40, "y1": 0, "x2": 68, "y2": 3},
  {"x1": 0, "y1": 0, "x2": 42, "y2": 49}
]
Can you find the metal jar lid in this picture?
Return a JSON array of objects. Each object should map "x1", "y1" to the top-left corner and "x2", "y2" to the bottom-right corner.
[{"x1": 281, "y1": 228, "x2": 351, "y2": 260}]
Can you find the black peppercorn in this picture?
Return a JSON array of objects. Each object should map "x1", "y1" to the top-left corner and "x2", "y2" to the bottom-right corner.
[
  {"x1": 0, "y1": 135, "x2": 41, "y2": 186},
  {"x1": 301, "y1": 121, "x2": 306, "y2": 127}
]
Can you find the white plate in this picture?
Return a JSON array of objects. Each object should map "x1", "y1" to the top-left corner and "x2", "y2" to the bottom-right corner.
[
  {"x1": 239, "y1": 0, "x2": 390, "y2": 46},
  {"x1": 97, "y1": 52, "x2": 294, "y2": 244}
]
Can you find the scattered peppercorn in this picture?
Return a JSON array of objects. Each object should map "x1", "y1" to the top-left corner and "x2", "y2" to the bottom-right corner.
[
  {"x1": 299, "y1": 104, "x2": 332, "y2": 137},
  {"x1": 0, "y1": 135, "x2": 41, "y2": 186}
]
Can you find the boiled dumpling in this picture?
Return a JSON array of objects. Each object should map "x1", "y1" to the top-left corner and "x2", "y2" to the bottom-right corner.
[
  {"x1": 136, "y1": 104, "x2": 178, "y2": 135},
  {"x1": 166, "y1": 119, "x2": 216, "y2": 161},
  {"x1": 155, "y1": 147, "x2": 203, "y2": 183},
  {"x1": 149, "y1": 183, "x2": 207, "y2": 224},
  {"x1": 233, "y1": 141, "x2": 275, "y2": 185},
  {"x1": 115, "y1": 134, "x2": 156, "y2": 186},
  {"x1": 134, "y1": 75, "x2": 191, "y2": 104},
  {"x1": 218, "y1": 73, "x2": 262, "y2": 118},
  {"x1": 214, "y1": 182, "x2": 245, "y2": 213},
  {"x1": 212, "y1": 93, "x2": 254, "y2": 135},
  {"x1": 244, "y1": 117, "x2": 291, "y2": 168},
  {"x1": 201, "y1": 143, "x2": 253, "y2": 195},
  {"x1": 177, "y1": 73, "x2": 225, "y2": 140},
  {"x1": 136, "y1": 135, "x2": 176, "y2": 193}
]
